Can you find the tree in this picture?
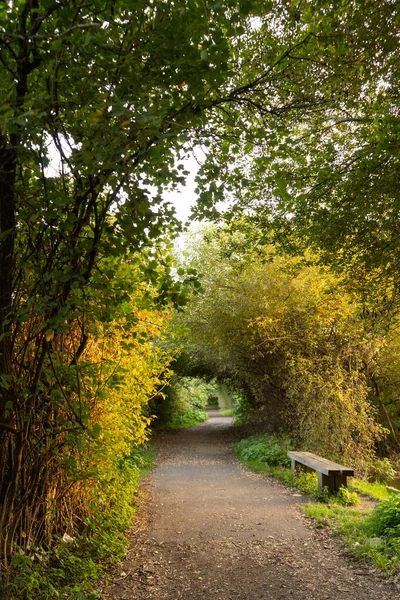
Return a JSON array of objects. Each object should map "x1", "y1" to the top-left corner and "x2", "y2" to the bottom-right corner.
[
  {"x1": 214, "y1": 1, "x2": 400, "y2": 300},
  {"x1": 0, "y1": 0, "x2": 302, "y2": 564},
  {"x1": 177, "y1": 225, "x2": 386, "y2": 466},
  {"x1": 1, "y1": 0, "x2": 397, "y2": 564},
  {"x1": 0, "y1": 0, "x2": 243, "y2": 561}
]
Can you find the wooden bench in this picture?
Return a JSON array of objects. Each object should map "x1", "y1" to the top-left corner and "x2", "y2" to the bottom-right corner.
[{"x1": 287, "y1": 451, "x2": 354, "y2": 493}]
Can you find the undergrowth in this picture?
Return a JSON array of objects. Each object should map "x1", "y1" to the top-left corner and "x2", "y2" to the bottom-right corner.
[
  {"x1": 234, "y1": 433, "x2": 293, "y2": 470},
  {"x1": 290, "y1": 471, "x2": 360, "y2": 506},
  {"x1": 0, "y1": 445, "x2": 155, "y2": 600},
  {"x1": 166, "y1": 407, "x2": 208, "y2": 429}
]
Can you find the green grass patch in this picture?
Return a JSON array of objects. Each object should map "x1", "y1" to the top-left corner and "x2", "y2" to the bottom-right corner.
[
  {"x1": 220, "y1": 408, "x2": 234, "y2": 416},
  {"x1": 349, "y1": 478, "x2": 392, "y2": 501},
  {"x1": 166, "y1": 408, "x2": 208, "y2": 429},
  {"x1": 304, "y1": 500, "x2": 400, "y2": 574}
]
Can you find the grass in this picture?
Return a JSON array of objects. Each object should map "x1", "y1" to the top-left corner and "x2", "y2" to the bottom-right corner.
[
  {"x1": 219, "y1": 408, "x2": 234, "y2": 416},
  {"x1": 234, "y1": 432, "x2": 400, "y2": 576},
  {"x1": 304, "y1": 501, "x2": 400, "y2": 573},
  {"x1": 349, "y1": 478, "x2": 391, "y2": 502},
  {"x1": 167, "y1": 408, "x2": 208, "y2": 429}
]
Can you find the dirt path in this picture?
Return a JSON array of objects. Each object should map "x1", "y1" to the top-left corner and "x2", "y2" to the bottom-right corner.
[{"x1": 104, "y1": 410, "x2": 400, "y2": 599}]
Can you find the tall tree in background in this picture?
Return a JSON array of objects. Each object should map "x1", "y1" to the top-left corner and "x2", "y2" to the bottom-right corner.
[{"x1": 175, "y1": 224, "x2": 386, "y2": 467}]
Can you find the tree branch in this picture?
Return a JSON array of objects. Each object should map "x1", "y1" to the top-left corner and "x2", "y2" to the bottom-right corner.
[{"x1": 0, "y1": 422, "x2": 20, "y2": 435}]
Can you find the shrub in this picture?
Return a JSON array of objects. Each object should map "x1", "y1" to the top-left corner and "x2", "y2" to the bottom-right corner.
[
  {"x1": 334, "y1": 486, "x2": 360, "y2": 507},
  {"x1": 234, "y1": 434, "x2": 293, "y2": 468},
  {"x1": 292, "y1": 472, "x2": 359, "y2": 505},
  {"x1": 179, "y1": 236, "x2": 387, "y2": 467},
  {"x1": 1, "y1": 444, "x2": 154, "y2": 600},
  {"x1": 293, "y1": 471, "x2": 319, "y2": 496},
  {"x1": 366, "y1": 457, "x2": 396, "y2": 484},
  {"x1": 369, "y1": 494, "x2": 400, "y2": 540}
]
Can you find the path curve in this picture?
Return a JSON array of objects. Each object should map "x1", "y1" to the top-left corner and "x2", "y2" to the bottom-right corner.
[{"x1": 105, "y1": 410, "x2": 400, "y2": 600}]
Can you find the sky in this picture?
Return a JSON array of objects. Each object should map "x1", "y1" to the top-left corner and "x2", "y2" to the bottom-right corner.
[
  {"x1": 163, "y1": 155, "x2": 199, "y2": 224},
  {"x1": 46, "y1": 136, "x2": 200, "y2": 225}
]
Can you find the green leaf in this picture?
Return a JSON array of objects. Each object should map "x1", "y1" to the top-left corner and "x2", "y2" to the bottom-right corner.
[{"x1": 92, "y1": 423, "x2": 102, "y2": 439}]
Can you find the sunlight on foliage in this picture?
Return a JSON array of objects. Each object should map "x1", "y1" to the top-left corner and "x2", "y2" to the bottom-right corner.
[
  {"x1": 179, "y1": 227, "x2": 387, "y2": 467},
  {"x1": 349, "y1": 480, "x2": 392, "y2": 502},
  {"x1": 154, "y1": 376, "x2": 214, "y2": 429}
]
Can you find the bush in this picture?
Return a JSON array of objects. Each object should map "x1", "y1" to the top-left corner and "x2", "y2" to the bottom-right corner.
[
  {"x1": 234, "y1": 434, "x2": 293, "y2": 468},
  {"x1": 168, "y1": 407, "x2": 208, "y2": 428},
  {"x1": 334, "y1": 486, "x2": 360, "y2": 507},
  {"x1": 1, "y1": 444, "x2": 154, "y2": 600},
  {"x1": 369, "y1": 494, "x2": 400, "y2": 540},
  {"x1": 293, "y1": 472, "x2": 359, "y2": 505},
  {"x1": 366, "y1": 457, "x2": 396, "y2": 484},
  {"x1": 179, "y1": 236, "x2": 386, "y2": 467},
  {"x1": 293, "y1": 471, "x2": 319, "y2": 496}
]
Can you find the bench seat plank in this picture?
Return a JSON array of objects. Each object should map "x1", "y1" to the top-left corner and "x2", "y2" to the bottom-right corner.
[{"x1": 287, "y1": 451, "x2": 354, "y2": 476}]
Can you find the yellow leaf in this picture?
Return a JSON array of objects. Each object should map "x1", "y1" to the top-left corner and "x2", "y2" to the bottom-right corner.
[{"x1": 45, "y1": 329, "x2": 55, "y2": 342}]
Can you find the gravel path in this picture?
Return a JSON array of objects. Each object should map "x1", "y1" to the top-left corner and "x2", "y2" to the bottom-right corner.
[{"x1": 104, "y1": 410, "x2": 400, "y2": 600}]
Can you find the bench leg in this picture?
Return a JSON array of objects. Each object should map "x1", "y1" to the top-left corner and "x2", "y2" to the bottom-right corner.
[
  {"x1": 334, "y1": 473, "x2": 348, "y2": 491},
  {"x1": 318, "y1": 472, "x2": 348, "y2": 493}
]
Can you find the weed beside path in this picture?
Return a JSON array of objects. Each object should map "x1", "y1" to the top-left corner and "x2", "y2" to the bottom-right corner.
[{"x1": 104, "y1": 411, "x2": 400, "y2": 600}]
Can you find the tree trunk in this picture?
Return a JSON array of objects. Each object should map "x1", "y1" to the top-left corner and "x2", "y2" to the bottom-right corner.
[
  {"x1": 0, "y1": 140, "x2": 16, "y2": 380},
  {"x1": 0, "y1": 136, "x2": 17, "y2": 564}
]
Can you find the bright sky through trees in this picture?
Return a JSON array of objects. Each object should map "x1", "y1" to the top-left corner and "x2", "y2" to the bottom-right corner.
[
  {"x1": 163, "y1": 155, "x2": 199, "y2": 223},
  {"x1": 46, "y1": 137, "x2": 198, "y2": 223}
]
